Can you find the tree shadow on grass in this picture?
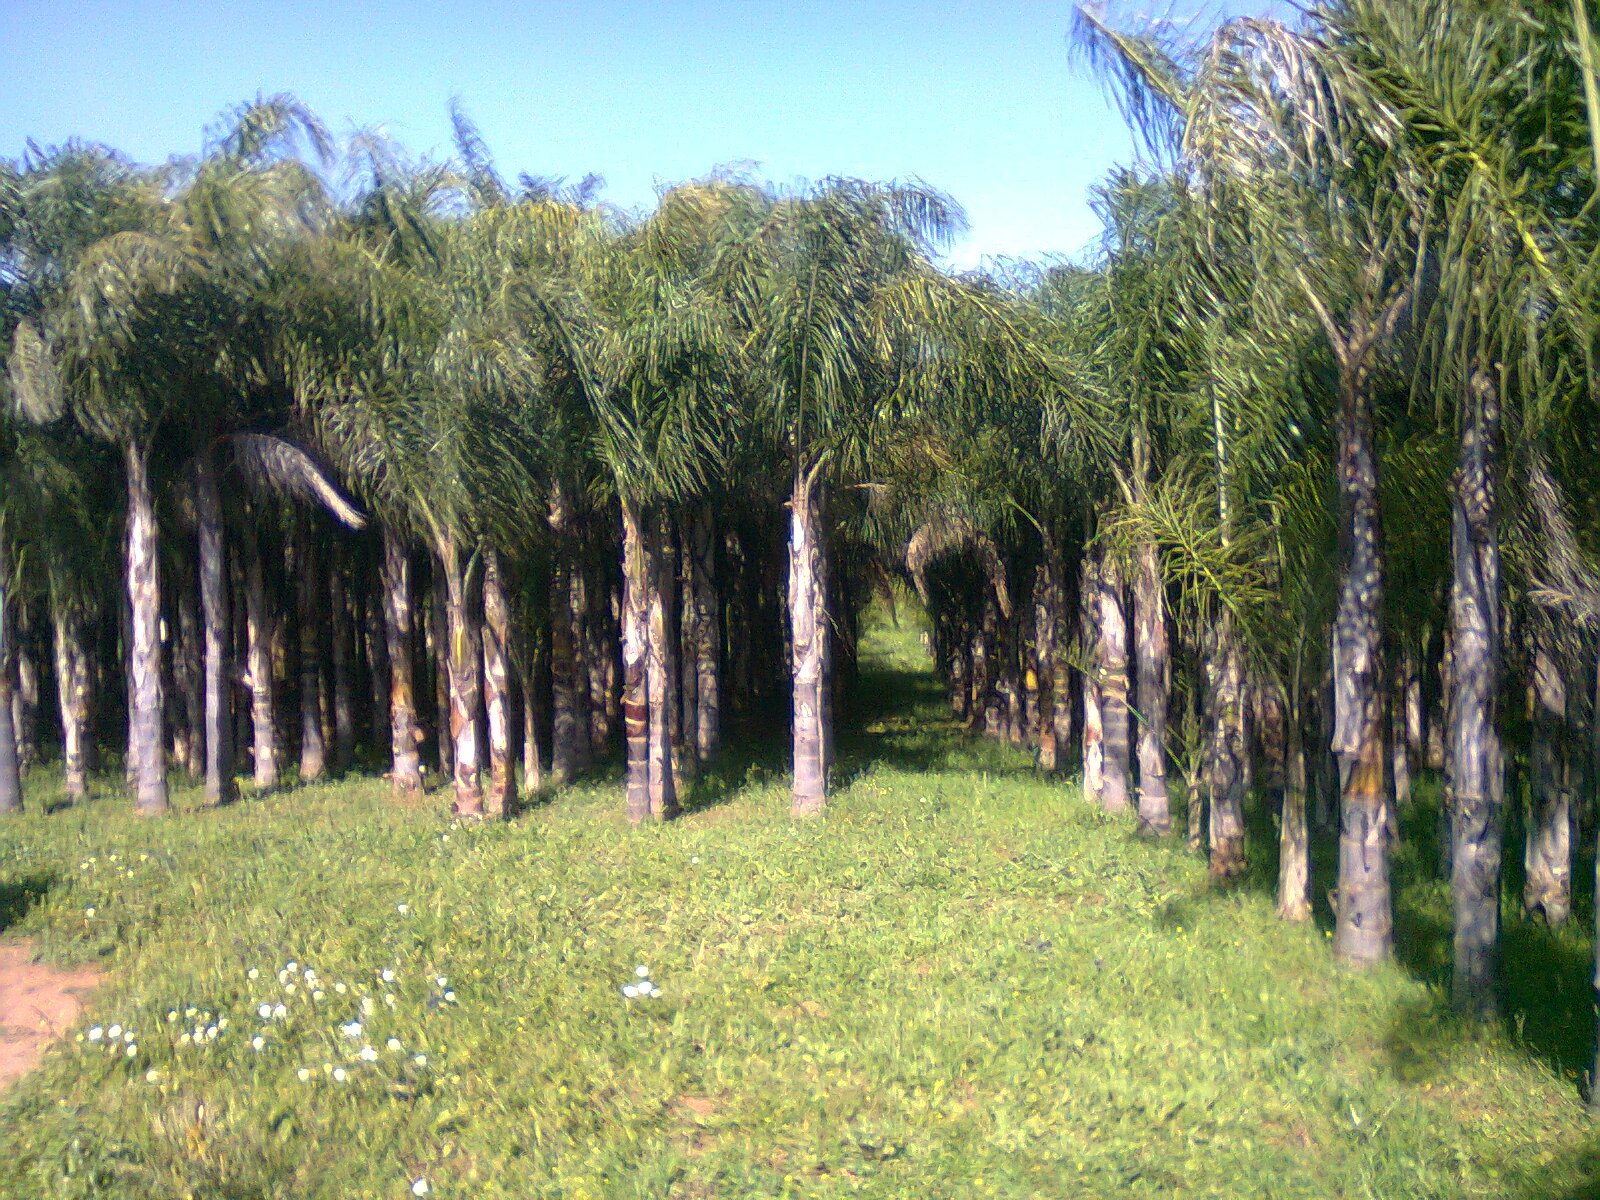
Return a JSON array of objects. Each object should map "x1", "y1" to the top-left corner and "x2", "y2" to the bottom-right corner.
[{"x1": 0, "y1": 872, "x2": 55, "y2": 936}]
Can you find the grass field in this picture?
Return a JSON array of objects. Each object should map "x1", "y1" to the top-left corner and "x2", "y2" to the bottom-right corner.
[{"x1": 1, "y1": 616, "x2": 1598, "y2": 1198}]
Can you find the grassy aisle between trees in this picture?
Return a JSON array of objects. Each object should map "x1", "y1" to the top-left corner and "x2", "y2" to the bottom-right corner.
[{"x1": 0, "y1": 619, "x2": 1597, "y2": 1199}]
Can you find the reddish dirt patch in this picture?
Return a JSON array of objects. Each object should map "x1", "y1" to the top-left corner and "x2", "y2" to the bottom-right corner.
[{"x1": 0, "y1": 941, "x2": 102, "y2": 1090}]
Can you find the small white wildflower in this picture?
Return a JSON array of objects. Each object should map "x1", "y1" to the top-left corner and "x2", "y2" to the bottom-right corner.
[
  {"x1": 166, "y1": 1010, "x2": 178, "y2": 1023},
  {"x1": 412, "y1": 1179, "x2": 430, "y2": 1196},
  {"x1": 334, "y1": 982, "x2": 347, "y2": 994},
  {"x1": 297, "y1": 1067, "x2": 312, "y2": 1082},
  {"x1": 384, "y1": 993, "x2": 397, "y2": 1008},
  {"x1": 386, "y1": 1038, "x2": 403, "y2": 1052},
  {"x1": 246, "y1": 968, "x2": 259, "y2": 981},
  {"x1": 340, "y1": 1020, "x2": 363, "y2": 1039},
  {"x1": 87, "y1": 1026, "x2": 103, "y2": 1042},
  {"x1": 380, "y1": 968, "x2": 395, "y2": 983},
  {"x1": 272, "y1": 1003, "x2": 287, "y2": 1020},
  {"x1": 258, "y1": 1004, "x2": 273, "y2": 1020},
  {"x1": 397, "y1": 903, "x2": 409, "y2": 914},
  {"x1": 303, "y1": 969, "x2": 317, "y2": 983},
  {"x1": 312, "y1": 989, "x2": 325, "y2": 1002},
  {"x1": 691, "y1": 856, "x2": 700, "y2": 864},
  {"x1": 278, "y1": 970, "x2": 291, "y2": 985},
  {"x1": 125, "y1": 1044, "x2": 137, "y2": 1057},
  {"x1": 144, "y1": 1068, "x2": 160, "y2": 1083},
  {"x1": 217, "y1": 1018, "x2": 229, "y2": 1030},
  {"x1": 413, "y1": 1054, "x2": 428, "y2": 1066},
  {"x1": 358, "y1": 1045, "x2": 378, "y2": 1062},
  {"x1": 251, "y1": 1036, "x2": 265, "y2": 1051},
  {"x1": 649, "y1": 986, "x2": 662, "y2": 998},
  {"x1": 107, "y1": 1025, "x2": 122, "y2": 1040},
  {"x1": 622, "y1": 984, "x2": 639, "y2": 999},
  {"x1": 285, "y1": 960, "x2": 299, "y2": 973},
  {"x1": 443, "y1": 990, "x2": 456, "y2": 1004},
  {"x1": 435, "y1": 976, "x2": 448, "y2": 988},
  {"x1": 124, "y1": 1029, "x2": 137, "y2": 1042},
  {"x1": 84, "y1": 907, "x2": 96, "y2": 918},
  {"x1": 361, "y1": 996, "x2": 376, "y2": 1016},
  {"x1": 332, "y1": 1067, "x2": 348, "y2": 1082},
  {"x1": 185, "y1": 1007, "x2": 198, "y2": 1018},
  {"x1": 635, "y1": 965, "x2": 650, "y2": 979},
  {"x1": 284, "y1": 982, "x2": 296, "y2": 995}
]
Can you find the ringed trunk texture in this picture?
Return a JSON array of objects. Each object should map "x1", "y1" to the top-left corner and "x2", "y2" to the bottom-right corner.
[
  {"x1": 380, "y1": 529, "x2": 424, "y2": 798},
  {"x1": 439, "y1": 537, "x2": 484, "y2": 816},
  {"x1": 50, "y1": 595, "x2": 92, "y2": 801},
  {"x1": 1133, "y1": 537, "x2": 1170, "y2": 834},
  {"x1": 125, "y1": 443, "x2": 168, "y2": 815},
  {"x1": 196, "y1": 448, "x2": 235, "y2": 805},
  {"x1": 689, "y1": 504, "x2": 721, "y2": 762},
  {"x1": 243, "y1": 521, "x2": 278, "y2": 791},
  {"x1": 1276, "y1": 697, "x2": 1312, "y2": 921},
  {"x1": 1081, "y1": 549, "x2": 1104, "y2": 803},
  {"x1": 621, "y1": 502, "x2": 651, "y2": 823},
  {"x1": 1206, "y1": 611, "x2": 1249, "y2": 879},
  {"x1": 518, "y1": 634, "x2": 545, "y2": 798},
  {"x1": 1034, "y1": 554, "x2": 1060, "y2": 772},
  {"x1": 789, "y1": 474, "x2": 829, "y2": 817},
  {"x1": 296, "y1": 529, "x2": 326, "y2": 783},
  {"x1": 1331, "y1": 355, "x2": 1392, "y2": 967},
  {"x1": 481, "y1": 549, "x2": 514, "y2": 817},
  {"x1": 1525, "y1": 633, "x2": 1572, "y2": 925},
  {"x1": 1448, "y1": 371, "x2": 1502, "y2": 1015},
  {"x1": 0, "y1": 580, "x2": 19, "y2": 813},
  {"x1": 1095, "y1": 549, "x2": 1132, "y2": 813},
  {"x1": 647, "y1": 512, "x2": 680, "y2": 819}
]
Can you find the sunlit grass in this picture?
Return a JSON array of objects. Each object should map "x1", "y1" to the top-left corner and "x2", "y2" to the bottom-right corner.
[{"x1": 0, "y1": 617, "x2": 1596, "y2": 1197}]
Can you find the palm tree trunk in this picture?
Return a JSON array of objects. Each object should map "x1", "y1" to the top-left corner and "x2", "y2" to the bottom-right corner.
[
  {"x1": 438, "y1": 535, "x2": 484, "y2": 816},
  {"x1": 243, "y1": 520, "x2": 278, "y2": 791},
  {"x1": 518, "y1": 623, "x2": 545, "y2": 799},
  {"x1": 1207, "y1": 610, "x2": 1249, "y2": 879},
  {"x1": 429, "y1": 579, "x2": 453, "y2": 782},
  {"x1": 1033, "y1": 558, "x2": 1057, "y2": 770},
  {"x1": 174, "y1": 584, "x2": 203, "y2": 779},
  {"x1": 380, "y1": 528, "x2": 423, "y2": 798},
  {"x1": 1096, "y1": 548, "x2": 1132, "y2": 812},
  {"x1": 481, "y1": 548, "x2": 513, "y2": 817},
  {"x1": 1134, "y1": 537, "x2": 1171, "y2": 834},
  {"x1": 679, "y1": 526, "x2": 701, "y2": 769},
  {"x1": 550, "y1": 556, "x2": 585, "y2": 784},
  {"x1": 688, "y1": 503, "x2": 721, "y2": 762},
  {"x1": 790, "y1": 472, "x2": 828, "y2": 817},
  {"x1": 1525, "y1": 632, "x2": 1572, "y2": 924},
  {"x1": 50, "y1": 596, "x2": 92, "y2": 802},
  {"x1": 124, "y1": 443, "x2": 167, "y2": 815},
  {"x1": 621, "y1": 501, "x2": 650, "y2": 822},
  {"x1": 1277, "y1": 668, "x2": 1312, "y2": 921},
  {"x1": 329, "y1": 539, "x2": 355, "y2": 775},
  {"x1": 1448, "y1": 370, "x2": 1501, "y2": 1012},
  {"x1": 0, "y1": 564, "x2": 20, "y2": 813},
  {"x1": 647, "y1": 510, "x2": 680, "y2": 819},
  {"x1": 1081, "y1": 548, "x2": 1104, "y2": 803},
  {"x1": 297, "y1": 527, "x2": 326, "y2": 782},
  {"x1": 195, "y1": 447, "x2": 234, "y2": 805},
  {"x1": 1331, "y1": 354, "x2": 1393, "y2": 967}
]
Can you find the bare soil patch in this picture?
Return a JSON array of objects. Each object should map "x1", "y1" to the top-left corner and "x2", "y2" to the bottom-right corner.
[{"x1": 0, "y1": 941, "x2": 101, "y2": 1090}]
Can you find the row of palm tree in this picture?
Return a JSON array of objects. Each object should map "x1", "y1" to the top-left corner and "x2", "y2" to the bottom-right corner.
[{"x1": 5, "y1": 0, "x2": 1600, "y2": 1095}]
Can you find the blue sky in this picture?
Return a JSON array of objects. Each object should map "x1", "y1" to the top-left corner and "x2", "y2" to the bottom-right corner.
[{"x1": 0, "y1": 1, "x2": 1262, "y2": 268}]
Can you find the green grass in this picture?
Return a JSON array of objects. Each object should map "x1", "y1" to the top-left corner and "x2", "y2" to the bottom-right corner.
[{"x1": 1, "y1": 615, "x2": 1598, "y2": 1198}]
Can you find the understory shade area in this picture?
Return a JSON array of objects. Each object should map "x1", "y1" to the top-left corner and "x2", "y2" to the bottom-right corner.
[{"x1": 0, "y1": 623, "x2": 1594, "y2": 1199}]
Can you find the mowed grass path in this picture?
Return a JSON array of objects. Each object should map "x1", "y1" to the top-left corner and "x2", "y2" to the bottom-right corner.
[{"x1": 1, "y1": 620, "x2": 1598, "y2": 1198}]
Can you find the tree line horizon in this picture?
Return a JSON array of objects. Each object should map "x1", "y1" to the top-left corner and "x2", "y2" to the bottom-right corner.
[{"x1": 4, "y1": 0, "x2": 1600, "y2": 1099}]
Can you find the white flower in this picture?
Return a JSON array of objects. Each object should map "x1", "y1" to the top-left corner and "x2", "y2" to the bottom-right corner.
[
  {"x1": 185, "y1": 1007, "x2": 198, "y2": 1018},
  {"x1": 334, "y1": 982, "x2": 347, "y2": 994},
  {"x1": 125, "y1": 1029, "x2": 137, "y2": 1042},
  {"x1": 107, "y1": 1025, "x2": 122, "y2": 1039},
  {"x1": 166, "y1": 1011, "x2": 178, "y2": 1022},
  {"x1": 272, "y1": 1003, "x2": 287, "y2": 1020},
  {"x1": 386, "y1": 1038, "x2": 403, "y2": 1052},
  {"x1": 435, "y1": 976, "x2": 448, "y2": 988},
  {"x1": 312, "y1": 989, "x2": 325, "y2": 1002},
  {"x1": 443, "y1": 990, "x2": 456, "y2": 1004},
  {"x1": 286, "y1": 960, "x2": 299, "y2": 973},
  {"x1": 258, "y1": 1004, "x2": 273, "y2": 1020},
  {"x1": 413, "y1": 1054, "x2": 428, "y2": 1066},
  {"x1": 397, "y1": 903, "x2": 410, "y2": 915},
  {"x1": 303, "y1": 969, "x2": 317, "y2": 983},
  {"x1": 144, "y1": 1068, "x2": 160, "y2": 1083},
  {"x1": 84, "y1": 907, "x2": 95, "y2": 918},
  {"x1": 358, "y1": 1045, "x2": 378, "y2": 1062},
  {"x1": 384, "y1": 994, "x2": 397, "y2": 1008},
  {"x1": 251, "y1": 1036, "x2": 265, "y2": 1051},
  {"x1": 284, "y1": 983, "x2": 296, "y2": 995},
  {"x1": 218, "y1": 1018, "x2": 229, "y2": 1029},
  {"x1": 691, "y1": 856, "x2": 700, "y2": 864},
  {"x1": 622, "y1": 984, "x2": 639, "y2": 999},
  {"x1": 635, "y1": 965, "x2": 650, "y2": 979},
  {"x1": 361, "y1": 997, "x2": 376, "y2": 1017},
  {"x1": 87, "y1": 1026, "x2": 103, "y2": 1042},
  {"x1": 125, "y1": 1044, "x2": 138, "y2": 1057},
  {"x1": 380, "y1": 969, "x2": 395, "y2": 983},
  {"x1": 649, "y1": 986, "x2": 662, "y2": 998},
  {"x1": 332, "y1": 1067, "x2": 348, "y2": 1082},
  {"x1": 341, "y1": 1021, "x2": 363, "y2": 1039},
  {"x1": 412, "y1": 1179, "x2": 430, "y2": 1196},
  {"x1": 297, "y1": 1067, "x2": 312, "y2": 1082},
  {"x1": 246, "y1": 968, "x2": 259, "y2": 981}
]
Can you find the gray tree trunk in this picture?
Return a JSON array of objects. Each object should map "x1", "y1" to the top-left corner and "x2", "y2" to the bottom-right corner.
[
  {"x1": 648, "y1": 510, "x2": 681, "y2": 819},
  {"x1": 196, "y1": 448, "x2": 234, "y2": 804},
  {"x1": 243, "y1": 519, "x2": 278, "y2": 792},
  {"x1": 296, "y1": 528, "x2": 326, "y2": 783},
  {"x1": 1081, "y1": 548, "x2": 1104, "y2": 803},
  {"x1": 438, "y1": 535, "x2": 484, "y2": 816},
  {"x1": 482, "y1": 548, "x2": 514, "y2": 817},
  {"x1": 125, "y1": 443, "x2": 168, "y2": 814},
  {"x1": 1277, "y1": 690, "x2": 1312, "y2": 921},
  {"x1": 50, "y1": 598, "x2": 92, "y2": 802},
  {"x1": 380, "y1": 528, "x2": 424, "y2": 798},
  {"x1": 621, "y1": 501, "x2": 650, "y2": 823},
  {"x1": 1448, "y1": 371, "x2": 1502, "y2": 1015},
  {"x1": 790, "y1": 473, "x2": 828, "y2": 817},
  {"x1": 1206, "y1": 611, "x2": 1249, "y2": 879},
  {"x1": 1133, "y1": 537, "x2": 1170, "y2": 834},
  {"x1": 329, "y1": 539, "x2": 355, "y2": 775},
  {"x1": 688, "y1": 504, "x2": 721, "y2": 762},
  {"x1": 0, "y1": 564, "x2": 20, "y2": 813},
  {"x1": 1524, "y1": 629, "x2": 1571, "y2": 924}
]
